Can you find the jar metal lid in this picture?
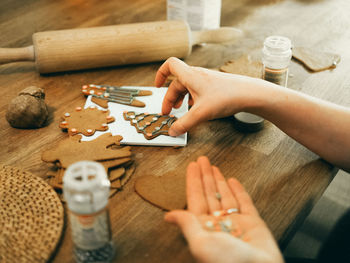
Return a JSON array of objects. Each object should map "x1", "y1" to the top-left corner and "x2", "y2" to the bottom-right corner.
[{"x1": 233, "y1": 112, "x2": 264, "y2": 133}]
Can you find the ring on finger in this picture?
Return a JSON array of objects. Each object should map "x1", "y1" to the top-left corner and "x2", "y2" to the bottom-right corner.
[
  {"x1": 212, "y1": 208, "x2": 239, "y2": 217},
  {"x1": 227, "y1": 208, "x2": 239, "y2": 214}
]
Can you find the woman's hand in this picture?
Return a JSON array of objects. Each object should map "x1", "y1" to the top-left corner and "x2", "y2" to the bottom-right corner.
[
  {"x1": 165, "y1": 156, "x2": 284, "y2": 263},
  {"x1": 154, "y1": 57, "x2": 270, "y2": 137}
]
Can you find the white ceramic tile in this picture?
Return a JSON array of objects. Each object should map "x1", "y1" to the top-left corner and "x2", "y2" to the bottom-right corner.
[{"x1": 82, "y1": 86, "x2": 188, "y2": 146}]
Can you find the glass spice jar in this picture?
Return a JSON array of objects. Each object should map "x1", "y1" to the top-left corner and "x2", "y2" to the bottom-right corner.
[
  {"x1": 63, "y1": 161, "x2": 114, "y2": 263},
  {"x1": 262, "y1": 35, "x2": 292, "y2": 87}
]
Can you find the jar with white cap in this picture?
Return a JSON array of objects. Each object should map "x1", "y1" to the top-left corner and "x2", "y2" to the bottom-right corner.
[
  {"x1": 63, "y1": 161, "x2": 114, "y2": 263},
  {"x1": 167, "y1": 0, "x2": 221, "y2": 31},
  {"x1": 262, "y1": 35, "x2": 292, "y2": 87}
]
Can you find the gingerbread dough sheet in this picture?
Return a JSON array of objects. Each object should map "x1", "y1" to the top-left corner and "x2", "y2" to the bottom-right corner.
[{"x1": 84, "y1": 87, "x2": 188, "y2": 146}]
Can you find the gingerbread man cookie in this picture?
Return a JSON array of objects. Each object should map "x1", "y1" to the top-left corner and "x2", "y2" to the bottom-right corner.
[
  {"x1": 43, "y1": 133, "x2": 135, "y2": 201},
  {"x1": 123, "y1": 111, "x2": 177, "y2": 140},
  {"x1": 41, "y1": 133, "x2": 131, "y2": 168},
  {"x1": 59, "y1": 106, "x2": 115, "y2": 136}
]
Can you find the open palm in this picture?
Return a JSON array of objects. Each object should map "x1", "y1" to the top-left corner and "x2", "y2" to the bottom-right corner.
[{"x1": 165, "y1": 156, "x2": 284, "y2": 263}]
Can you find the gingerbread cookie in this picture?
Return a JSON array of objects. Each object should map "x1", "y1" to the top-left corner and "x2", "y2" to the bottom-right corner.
[
  {"x1": 41, "y1": 133, "x2": 131, "y2": 168},
  {"x1": 108, "y1": 163, "x2": 135, "y2": 198},
  {"x1": 123, "y1": 111, "x2": 177, "y2": 140},
  {"x1": 109, "y1": 188, "x2": 118, "y2": 198},
  {"x1": 109, "y1": 167, "x2": 126, "y2": 182},
  {"x1": 82, "y1": 84, "x2": 152, "y2": 108},
  {"x1": 46, "y1": 161, "x2": 134, "y2": 192},
  {"x1": 120, "y1": 163, "x2": 135, "y2": 186},
  {"x1": 134, "y1": 171, "x2": 186, "y2": 211},
  {"x1": 91, "y1": 97, "x2": 109, "y2": 108},
  {"x1": 59, "y1": 106, "x2": 115, "y2": 136},
  {"x1": 101, "y1": 157, "x2": 131, "y2": 172},
  {"x1": 292, "y1": 47, "x2": 341, "y2": 72},
  {"x1": 43, "y1": 134, "x2": 135, "y2": 199},
  {"x1": 47, "y1": 168, "x2": 65, "y2": 190},
  {"x1": 46, "y1": 158, "x2": 131, "y2": 190},
  {"x1": 220, "y1": 55, "x2": 263, "y2": 78},
  {"x1": 111, "y1": 164, "x2": 136, "y2": 189}
]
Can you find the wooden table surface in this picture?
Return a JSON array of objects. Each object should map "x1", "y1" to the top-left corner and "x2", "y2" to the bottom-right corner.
[{"x1": 1, "y1": 0, "x2": 349, "y2": 262}]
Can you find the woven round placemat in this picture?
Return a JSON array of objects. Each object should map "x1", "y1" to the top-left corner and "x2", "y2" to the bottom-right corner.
[{"x1": 0, "y1": 165, "x2": 64, "y2": 263}]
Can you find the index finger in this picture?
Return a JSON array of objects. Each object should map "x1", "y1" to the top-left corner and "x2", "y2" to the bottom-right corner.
[
  {"x1": 187, "y1": 162, "x2": 209, "y2": 215},
  {"x1": 154, "y1": 57, "x2": 190, "y2": 87}
]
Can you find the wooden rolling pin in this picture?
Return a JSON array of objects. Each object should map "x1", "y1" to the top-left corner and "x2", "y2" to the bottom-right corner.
[{"x1": 0, "y1": 20, "x2": 242, "y2": 73}]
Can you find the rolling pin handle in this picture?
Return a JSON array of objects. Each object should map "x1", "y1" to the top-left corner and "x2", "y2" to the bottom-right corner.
[
  {"x1": 191, "y1": 27, "x2": 243, "y2": 46},
  {"x1": 0, "y1": 45, "x2": 35, "y2": 64}
]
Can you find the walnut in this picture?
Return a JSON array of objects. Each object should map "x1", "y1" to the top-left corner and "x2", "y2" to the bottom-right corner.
[{"x1": 6, "y1": 86, "x2": 49, "y2": 128}]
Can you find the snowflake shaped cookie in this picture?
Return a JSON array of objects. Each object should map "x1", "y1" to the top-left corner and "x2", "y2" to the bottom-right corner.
[{"x1": 59, "y1": 106, "x2": 115, "y2": 136}]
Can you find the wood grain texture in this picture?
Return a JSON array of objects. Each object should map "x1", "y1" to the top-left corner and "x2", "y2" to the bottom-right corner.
[
  {"x1": 1, "y1": 0, "x2": 349, "y2": 262},
  {"x1": 32, "y1": 20, "x2": 191, "y2": 73}
]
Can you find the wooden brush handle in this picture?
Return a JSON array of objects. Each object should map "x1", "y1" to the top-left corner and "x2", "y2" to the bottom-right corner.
[{"x1": 0, "y1": 46, "x2": 34, "y2": 64}]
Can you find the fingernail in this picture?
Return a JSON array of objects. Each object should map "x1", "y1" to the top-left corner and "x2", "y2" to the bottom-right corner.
[{"x1": 169, "y1": 128, "x2": 179, "y2": 137}]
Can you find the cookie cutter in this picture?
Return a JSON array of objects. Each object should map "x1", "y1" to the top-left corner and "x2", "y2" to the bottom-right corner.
[{"x1": 82, "y1": 84, "x2": 152, "y2": 107}]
